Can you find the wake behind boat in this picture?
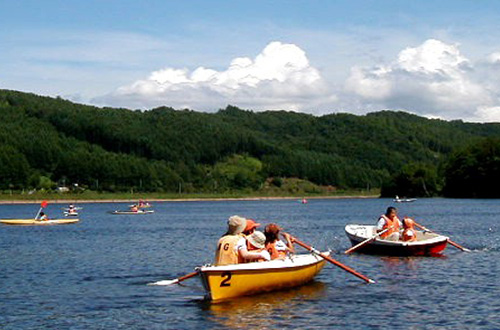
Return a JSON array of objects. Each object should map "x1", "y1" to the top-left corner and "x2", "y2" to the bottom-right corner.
[
  {"x1": 345, "y1": 224, "x2": 448, "y2": 256},
  {"x1": 0, "y1": 219, "x2": 80, "y2": 225},
  {"x1": 64, "y1": 211, "x2": 79, "y2": 217}
]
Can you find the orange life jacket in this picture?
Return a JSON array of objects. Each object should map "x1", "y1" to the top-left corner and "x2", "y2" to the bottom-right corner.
[
  {"x1": 214, "y1": 234, "x2": 242, "y2": 266},
  {"x1": 266, "y1": 241, "x2": 287, "y2": 260},
  {"x1": 241, "y1": 240, "x2": 266, "y2": 263},
  {"x1": 380, "y1": 215, "x2": 400, "y2": 238},
  {"x1": 402, "y1": 219, "x2": 417, "y2": 242},
  {"x1": 402, "y1": 228, "x2": 417, "y2": 242}
]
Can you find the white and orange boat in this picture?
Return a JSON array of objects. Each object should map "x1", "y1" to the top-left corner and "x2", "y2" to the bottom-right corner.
[
  {"x1": 345, "y1": 224, "x2": 448, "y2": 256},
  {"x1": 198, "y1": 252, "x2": 328, "y2": 301}
]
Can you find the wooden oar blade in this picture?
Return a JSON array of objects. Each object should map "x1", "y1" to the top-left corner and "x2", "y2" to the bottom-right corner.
[
  {"x1": 414, "y1": 221, "x2": 470, "y2": 252},
  {"x1": 447, "y1": 239, "x2": 471, "y2": 252},
  {"x1": 148, "y1": 279, "x2": 179, "y2": 286},
  {"x1": 148, "y1": 271, "x2": 199, "y2": 286}
]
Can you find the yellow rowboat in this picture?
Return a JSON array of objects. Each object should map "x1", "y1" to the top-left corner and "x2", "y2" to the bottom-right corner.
[
  {"x1": 198, "y1": 252, "x2": 328, "y2": 301},
  {"x1": 0, "y1": 219, "x2": 80, "y2": 225}
]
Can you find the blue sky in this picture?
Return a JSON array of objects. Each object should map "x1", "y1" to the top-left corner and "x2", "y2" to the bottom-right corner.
[{"x1": 2, "y1": 1, "x2": 500, "y2": 121}]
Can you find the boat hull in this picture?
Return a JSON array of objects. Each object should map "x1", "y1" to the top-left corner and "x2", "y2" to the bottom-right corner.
[
  {"x1": 199, "y1": 253, "x2": 327, "y2": 301},
  {"x1": 110, "y1": 210, "x2": 154, "y2": 215},
  {"x1": 345, "y1": 225, "x2": 448, "y2": 256},
  {"x1": 0, "y1": 219, "x2": 80, "y2": 225}
]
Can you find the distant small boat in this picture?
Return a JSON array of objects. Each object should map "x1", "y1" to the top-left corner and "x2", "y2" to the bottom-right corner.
[
  {"x1": 110, "y1": 210, "x2": 155, "y2": 215},
  {"x1": 345, "y1": 224, "x2": 448, "y2": 256},
  {"x1": 64, "y1": 211, "x2": 79, "y2": 217},
  {"x1": 62, "y1": 206, "x2": 83, "y2": 211},
  {"x1": 0, "y1": 219, "x2": 80, "y2": 226},
  {"x1": 393, "y1": 195, "x2": 417, "y2": 203},
  {"x1": 301, "y1": 198, "x2": 308, "y2": 204}
]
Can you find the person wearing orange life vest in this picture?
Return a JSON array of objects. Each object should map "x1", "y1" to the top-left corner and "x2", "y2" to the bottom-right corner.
[
  {"x1": 264, "y1": 223, "x2": 295, "y2": 260},
  {"x1": 402, "y1": 218, "x2": 417, "y2": 242},
  {"x1": 214, "y1": 216, "x2": 269, "y2": 266},
  {"x1": 240, "y1": 231, "x2": 270, "y2": 263},
  {"x1": 377, "y1": 206, "x2": 402, "y2": 241}
]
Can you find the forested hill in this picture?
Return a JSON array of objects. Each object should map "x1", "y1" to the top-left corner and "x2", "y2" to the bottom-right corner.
[{"x1": 1, "y1": 89, "x2": 500, "y2": 195}]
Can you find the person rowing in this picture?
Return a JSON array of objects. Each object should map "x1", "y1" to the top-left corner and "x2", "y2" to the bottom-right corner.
[
  {"x1": 377, "y1": 206, "x2": 402, "y2": 241},
  {"x1": 401, "y1": 217, "x2": 417, "y2": 242},
  {"x1": 38, "y1": 211, "x2": 49, "y2": 221},
  {"x1": 67, "y1": 204, "x2": 77, "y2": 214},
  {"x1": 264, "y1": 223, "x2": 295, "y2": 260}
]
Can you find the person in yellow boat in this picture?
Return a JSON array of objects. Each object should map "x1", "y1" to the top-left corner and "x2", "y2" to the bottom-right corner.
[
  {"x1": 402, "y1": 218, "x2": 417, "y2": 242},
  {"x1": 235, "y1": 229, "x2": 271, "y2": 263},
  {"x1": 214, "y1": 216, "x2": 270, "y2": 266},
  {"x1": 241, "y1": 231, "x2": 270, "y2": 262},
  {"x1": 377, "y1": 206, "x2": 402, "y2": 241},
  {"x1": 38, "y1": 212, "x2": 49, "y2": 221},
  {"x1": 242, "y1": 219, "x2": 261, "y2": 236},
  {"x1": 264, "y1": 223, "x2": 295, "y2": 260}
]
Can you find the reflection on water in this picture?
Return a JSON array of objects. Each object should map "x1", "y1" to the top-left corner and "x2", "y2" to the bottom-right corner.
[{"x1": 201, "y1": 281, "x2": 327, "y2": 329}]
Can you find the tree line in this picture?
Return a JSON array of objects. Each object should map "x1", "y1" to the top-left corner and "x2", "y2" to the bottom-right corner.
[{"x1": 1, "y1": 89, "x2": 500, "y2": 197}]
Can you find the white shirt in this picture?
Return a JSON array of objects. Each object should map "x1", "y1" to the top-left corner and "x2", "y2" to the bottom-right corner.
[
  {"x1": 235, "y1": 237, "x2": 247, "y2": 252},
  {"x1": 377, "y1": 217, "x2": 402, "y2": 230},
  {"x1": 234, "y1": 237, "x2": 271, "y2": 261},
  {"x1": 274, "y1": 239, "x2": 288, "y2": 251}
]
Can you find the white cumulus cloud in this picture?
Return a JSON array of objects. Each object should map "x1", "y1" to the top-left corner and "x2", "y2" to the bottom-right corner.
[
  {"x1": 345, "y1": 39, "x2": 500, "y2": 122},
  {"x1": 96, "y1": 41, "x2": 333, "y2": 112}
]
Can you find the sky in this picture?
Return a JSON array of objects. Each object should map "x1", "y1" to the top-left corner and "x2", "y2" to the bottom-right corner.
[{"x1": 2, "y1": 0, "x2": 500, "y2": 122}]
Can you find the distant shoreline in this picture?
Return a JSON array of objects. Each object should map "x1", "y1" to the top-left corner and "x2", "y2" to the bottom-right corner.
[{"x1": 0, "y1": 195, "x2": 379, "y2": 205}]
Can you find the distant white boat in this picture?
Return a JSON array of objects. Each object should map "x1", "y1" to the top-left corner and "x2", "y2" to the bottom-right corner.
[{"x1": 393, "y1": 195, "x2": 417, "y2": 203}]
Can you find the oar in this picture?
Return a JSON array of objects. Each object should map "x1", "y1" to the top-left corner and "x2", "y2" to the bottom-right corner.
[
  {"x1": 344, "y1": 227, "x2": 391, "y2": 254},
  {"x1": 34, "y1": 200, "x2": 48, "y2": 220},
  {"x1": 284, "y1": 233, "x2": 375, "y2": 284},
  {"x1": 413, "y1": 222, "x2": 470, "y2": 252},
  {"x1": 148, "y1": 271, "x2": 199, "y2": 286}
]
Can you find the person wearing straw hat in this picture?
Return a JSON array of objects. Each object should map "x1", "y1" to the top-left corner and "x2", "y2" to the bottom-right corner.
[
  {"x1": 241, "y1": 231, "x2": 270, "y2": 263},
  {"x1": 215, "y1": 215, "x2": 247, "y2": 266}
]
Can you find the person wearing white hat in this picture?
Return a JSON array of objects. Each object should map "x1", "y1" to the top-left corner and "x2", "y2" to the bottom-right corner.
[{"x1": 240, "y1": 231, "x2": 271, "y2": 263}]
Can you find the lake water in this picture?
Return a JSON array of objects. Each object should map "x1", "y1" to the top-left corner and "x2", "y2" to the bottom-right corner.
[{"x1": 1, "y1": 198, "x2": 499, "y2": 329}]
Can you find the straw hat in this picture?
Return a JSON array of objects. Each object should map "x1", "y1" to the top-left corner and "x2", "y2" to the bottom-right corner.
[
  {"x1": 227, "y1": 215, "x2": 247, "y2": 235},
  {"x1": 247, "y1": 231, "x2": 266, "y2": 249}
]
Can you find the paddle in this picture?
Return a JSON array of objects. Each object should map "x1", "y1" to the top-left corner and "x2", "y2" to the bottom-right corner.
[
  {"x1": 35, "y1": 200, "x2": 48, "y2": 221},
  {"x1": 148, "y1": 271, "x2": 199, "y2": 286},
  {"x1": 344, "y1": 227, "x2": 392, "y2": 254},
  {"x1": 413, "y1": 221, "x2": 470, "y2": 252},
  {"x1": 284, "y1": 233, "x2": 375, "y2": 284}
]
